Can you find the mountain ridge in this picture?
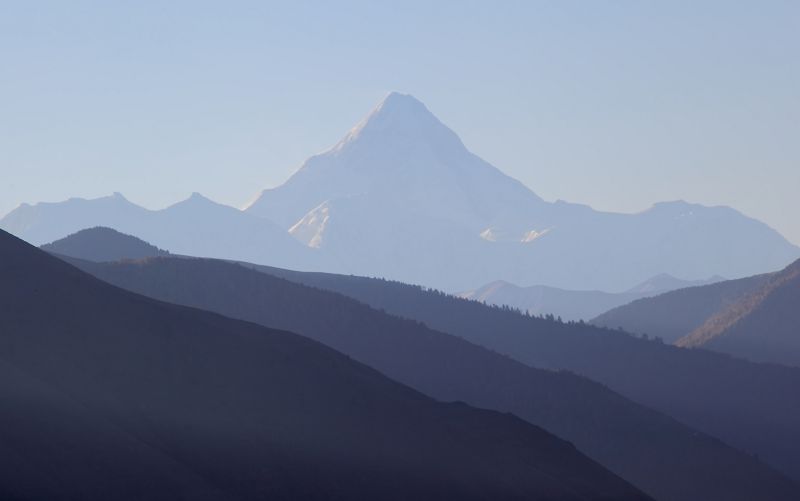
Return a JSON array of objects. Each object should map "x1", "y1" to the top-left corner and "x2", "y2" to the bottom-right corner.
[
  {"x1": 3, "y1": 93, "x2": 798, "y2": 291},
  {"x1": 244, "y1": 93, "x2": 800, "y2": 291},
  {"x1": 676, "y1": 259, "x2": 800, "y2": 366},
  {"x1": 0, "y1": 192, "x2": 319, "y2": 271},
  {"x1": 591, "y1": 271, "x2": 777, "y2": 344},
  {"x1": 43, "y1": 227, "x2": 800, "y2": 501},
  {"x1": 0, "y1": 227, "x2": 649, "y2": 500},
  {"x1": 238, "y1": 262, "x2": 800, "y2": 484}
]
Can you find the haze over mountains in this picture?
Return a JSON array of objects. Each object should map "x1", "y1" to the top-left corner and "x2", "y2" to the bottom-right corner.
[
  {"x1": 46, "y1": 227, "x2": 800, "y2": 501},
  {"x1": 5, "y1": 0, "x2": 799, "y2": 496},
  {"x1": 2, "y1": 227, "x2": 657, "y2": 501},
  {"x1": 41, "y1": 227, "x2": 800, "y2": 494},
  {"x1": 3, "y1": 93, "x2": 798, "y2": 293},
  {"x1": 5, "y1": 91, "x2": 800, "y2": 500},
  {"x1": 243, "y1": 262, "x2": 800, "y2": 485}
]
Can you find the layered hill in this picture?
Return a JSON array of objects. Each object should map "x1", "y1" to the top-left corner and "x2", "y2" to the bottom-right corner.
[
  {"x1": 0, "y1": 228, "x2": 651, "y2": 501},
  {"x1": 460, "y1": 274, "x2": 722, "y2": 322},
  {"x1": 591, "y1": 272, "x2": 775, "y2": 344},
  {"x1": 0, "y1": 192, "x2": 318, "y2": 271},
  {"x1": 246, "y1": 92, "x2": 799, "y2": 291},
  {"x1": 44, "y1": 227, "x2": 800, "y2": 501},
  {"x1": 677, "y1": 259, "x2": 800, "y2": 366},
  {"x1": 238, "y1": 262, "x2": 800, "y2": 484},
  {"x1": 595, "y1": 258, "x2": 800, "y2": 367}
]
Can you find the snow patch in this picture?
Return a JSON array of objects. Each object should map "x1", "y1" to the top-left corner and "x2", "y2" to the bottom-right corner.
[
  {"x1": 521, "y1": 228, "x2": 551, "y2": 243},
  {"x1": 289, "y1": 203, "x2": 331, "y2": 248}
]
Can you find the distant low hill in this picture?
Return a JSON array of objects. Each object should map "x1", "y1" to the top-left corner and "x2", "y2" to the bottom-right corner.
[
  {"x1": 2, "y1": 228, "x2": 651, "y2": 501},
  {"x1": 460, "y1": 274, "x2": 722, "y2": 322},
  {"x1": 677, "y1": 259, "x2": 800, "y2": 367},
  {"x1": 41, "y1": 227, "x2": 169, "y2": 262},
  {"x1": 591, "y1": 271, "x2": 775, "y2": 344}
]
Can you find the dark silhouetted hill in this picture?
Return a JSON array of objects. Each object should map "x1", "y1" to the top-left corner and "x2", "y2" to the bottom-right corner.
[
  {"x1": 0, "y1": 229, "x2": 651, "y2": 501},
  {"x1": 59, "y1": 252, "x2": 800, "y2": 501},
  {"x1": 677, "y1": 259, "x2": 800, "y2": 367},
  {"x1": 41, "y1": 226, "x2": 169, "y2": 262},
  {"x1": 241, "y1": 263, "x2": 800, "y2": 485}
]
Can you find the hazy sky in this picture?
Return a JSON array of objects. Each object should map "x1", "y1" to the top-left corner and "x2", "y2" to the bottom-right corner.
[{"x1": 2, "y1": 1, "x2": 798, "y2": 243}]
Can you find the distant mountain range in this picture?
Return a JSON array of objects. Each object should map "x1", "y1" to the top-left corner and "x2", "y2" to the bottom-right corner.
[
  {"x1": 4, "y1": 93, "x2": 799, "y2": 292},
  {"x1": 46, "y1": 227, "x2": 800, "y2": 501},
  {"x1": 2, "y1": 227, "x2": 660, "y2": 500},
  {"x1": 0, "y1": 191, "x2": 319, "y2": 271},
  {"x1": 595, "y1": 259, "x2": 800, "y2": 367},
  {"x1": 459, "y1": 274, "x2": 723, "y2": 321},
  {"x1": 245, "y1": 92, "x2": 799, "y2": 290}
]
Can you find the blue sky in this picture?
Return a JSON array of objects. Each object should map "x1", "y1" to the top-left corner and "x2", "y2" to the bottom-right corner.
[{"x1": 2, "y1": 1, "x2": 799, "y2": 243}]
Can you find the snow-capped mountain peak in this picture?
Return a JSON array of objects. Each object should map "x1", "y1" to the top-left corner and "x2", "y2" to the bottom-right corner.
[
  {"x1": 240, "y1": 94, "x2": 800, "y2": 291},
  {"x1": 331, "y1": 92, "x2": 464, "y2": 155},
  {"x1": 247, "y1": 92, "x2": 544, "y2": 231}
]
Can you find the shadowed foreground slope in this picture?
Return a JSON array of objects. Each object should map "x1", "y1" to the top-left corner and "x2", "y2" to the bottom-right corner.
[
  {"x1": 0, "y1": 229, "x2": 649, "y2": 501},
  {"x1": 62, "y1": 251, "x2": 800, "y2": 501}
]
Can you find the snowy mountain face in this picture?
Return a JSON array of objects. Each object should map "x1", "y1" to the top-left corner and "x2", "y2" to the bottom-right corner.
[{"x1": 245, "y1": 92, "x2": 800, "y2": 291}]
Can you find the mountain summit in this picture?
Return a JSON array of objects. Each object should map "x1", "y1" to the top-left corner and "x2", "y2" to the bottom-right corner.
[
  {"x1": 331, "y1": 92, "x2": 468, "y2": 155},
  {"x1": 247, "y1": 92, "x2": 545, "y2": 235}
]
